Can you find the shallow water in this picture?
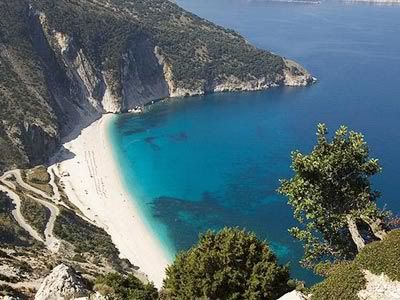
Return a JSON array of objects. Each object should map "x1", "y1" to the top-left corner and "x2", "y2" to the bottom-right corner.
[{"x1": 109, "y1": 0, "x2": 400, "y2": 284}]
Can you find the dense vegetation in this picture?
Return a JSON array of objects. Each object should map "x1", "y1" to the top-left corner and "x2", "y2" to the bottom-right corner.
[
  {"x1": 278, "y1": 124, "x2": 386, "y2": 270},
  {"x1": 163, "y1": 228, "x2": 292, "y2": 300},
  {"x1": 20, "y1": 196, "x2": 50, "y2": 237},
  {"x1": 95, "y1": 273, "x2": 158, "y2": 300},
  {"x1": 54, "y1": 208, "x2": 120, "y2": 260},
  {"x1": 35, "y1": 0, "x2": 284, "y2": 92}
]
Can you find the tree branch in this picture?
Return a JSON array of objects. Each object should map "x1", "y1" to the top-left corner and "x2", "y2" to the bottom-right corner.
[
  {"x1": 360, "y1": 215, "x2": 387, "y2": 240},
  {"x1": 346, "y1": 216, "x2": 365, "y2": 252}
]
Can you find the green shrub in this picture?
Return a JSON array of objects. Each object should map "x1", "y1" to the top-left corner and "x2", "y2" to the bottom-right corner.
[
  {"x1": 312, "y1": 262, "x2": 366, "y2": 300},
  {"x1": 163, "y1": 227, "x2": 291, "y2": 300},
  {"x1": 95, "y1": 273, "x2": 158, "y2": 300}
]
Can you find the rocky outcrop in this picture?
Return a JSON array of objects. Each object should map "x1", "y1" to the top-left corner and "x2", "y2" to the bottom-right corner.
[
  {"x1": 35, "y1": 264, "x2": 89, "y2": 300},
  {"x1": 357, "y1": 270, "x2": 400, "y2": 300},
  {"x1": 155, "y1": 48, "x2": 314, "y2": 98},
  {"x1": 283, "y1": 59, "x2": 316, "y2": 87},
  {"x1": 278, "y1": 290, "x2": 309, "y2": 300}
]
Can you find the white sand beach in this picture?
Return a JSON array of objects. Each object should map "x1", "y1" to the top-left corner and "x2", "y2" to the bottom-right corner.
[{"x1": 51, "y1": 114, "x2": 169, "y2": 288}]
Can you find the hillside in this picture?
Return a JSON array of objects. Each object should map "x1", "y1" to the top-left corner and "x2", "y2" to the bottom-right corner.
[
  {"x1": 0, "y1": 0, "x2": 313, "y2": 173},
  {"x1": 311, "y1": 229, "x2": 400, "y2": 300},
  {"x1": 0, "y1": 166, "x2": 141, "y2": 298}
]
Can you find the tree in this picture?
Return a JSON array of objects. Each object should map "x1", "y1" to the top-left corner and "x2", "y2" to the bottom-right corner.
[
  {"x1": 278, "y1": 124, "x2": 387, "y2": 270},
  {"x1": 162, "y1": 227, "x2": 291, "y2": 300},
  {"x1": 94, "y1": 273, "x2": 158, "y2": 300}
]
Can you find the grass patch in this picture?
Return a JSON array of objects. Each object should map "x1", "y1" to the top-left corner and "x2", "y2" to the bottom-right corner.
[
  {"x1": 355, "y1": 230, "x2": 400, "y2": 281},
  {"x1": 22, "y1": 166, "x2": 54, "y2": 197},
  {"x1": 312, "y1": 262, "x2": 366, "y2": 300},
  {"x1": 25, "y1": 166, "x2": 50, "y2": 184}
]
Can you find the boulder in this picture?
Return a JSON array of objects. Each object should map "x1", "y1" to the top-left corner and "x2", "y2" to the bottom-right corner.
[
  {"x1": 278, "y1": 290, "x2": 308, "y2": 300},
  {"x1": 35, "y1": 264, "x2": 89, "y2": 300}
]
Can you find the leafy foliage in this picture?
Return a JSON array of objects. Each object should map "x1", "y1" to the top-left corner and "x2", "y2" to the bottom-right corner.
[
  {"x1": 278, "y1": 124, "x2": 384, "y2": 269},
  {"x1": 163, "y1": 227, "x2": 291, "y2": 300},
  {"x1": 95, "y1": 273, "x2": 158, "y2": 300}
]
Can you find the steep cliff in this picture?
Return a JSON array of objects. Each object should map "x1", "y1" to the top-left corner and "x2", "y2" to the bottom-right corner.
[{"x1": 0, "y1": 0, "x2": 313, "y2": 172}]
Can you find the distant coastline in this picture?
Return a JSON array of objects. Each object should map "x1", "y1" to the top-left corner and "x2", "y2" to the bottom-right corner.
[
  {"x1": 50, "y1": 115, "x2": 170, "y2": 288},
  {"x1": 345, "y1": 0, "x2": 400, "y2": 4}
]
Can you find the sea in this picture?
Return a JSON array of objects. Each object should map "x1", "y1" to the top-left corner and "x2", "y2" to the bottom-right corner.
[{"x1": 108, "y1": 0, "x2": 400, "y2": 284}]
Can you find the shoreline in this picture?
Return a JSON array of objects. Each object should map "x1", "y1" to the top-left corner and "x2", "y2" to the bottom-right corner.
[{"x1": 51, "y1": 114, "x2": 170, "y2": 288}]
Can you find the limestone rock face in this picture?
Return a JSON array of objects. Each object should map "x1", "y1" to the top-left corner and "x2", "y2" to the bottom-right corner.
[
  {"x1": 283, "y1": 59, "x2": 315, "y2": 87},
  {"x1": 35, "y1": 264, "x2": 89, "y2": 300},
  {"x1": 357, "y1": 270, "x2": 400, "y2": 300}
]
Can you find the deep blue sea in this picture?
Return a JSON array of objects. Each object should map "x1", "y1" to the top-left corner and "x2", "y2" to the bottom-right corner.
[{"x1": 109, "y1": 0, "x2": 400, "y2": 284}]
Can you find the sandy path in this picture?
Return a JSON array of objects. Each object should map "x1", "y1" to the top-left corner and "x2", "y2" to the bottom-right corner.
[
  {"x1": 29, "y1": 195, "x2": 61, "y2": 253},
  {"x1": 0, "y1": 184, "x2": 44, "y2": 243},
  {"x1": 0, "y1": 169, "x2": 60, "y2": 252},
  {"x1": 7, "y1": 169, "x2": 53, "y2": 201}
]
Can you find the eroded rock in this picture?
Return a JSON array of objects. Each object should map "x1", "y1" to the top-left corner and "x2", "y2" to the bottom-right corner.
[{"x1": 35, "y1": 264, "x2": 89, "y2": 300}]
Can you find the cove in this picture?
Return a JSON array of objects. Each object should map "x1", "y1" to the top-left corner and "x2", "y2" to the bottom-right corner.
[{"x1": 109, "y1": 0, "x2": 400, "y2": 284}]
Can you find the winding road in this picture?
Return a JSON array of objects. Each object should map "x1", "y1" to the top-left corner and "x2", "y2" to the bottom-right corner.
[
  {"x1": 0, "y1": 169, "x2": 61, "y2": 253},
  {"x1": 0, "y1": 184, "x2": 44, "y2": 243},
  {"x1": 29, "y1": 195, "x2": 60, "y2": 253}
]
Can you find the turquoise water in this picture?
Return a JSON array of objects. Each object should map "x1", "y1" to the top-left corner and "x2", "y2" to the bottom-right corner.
[{"x1": 109, "y1": 0, "x2": 400, "y2": 284}]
